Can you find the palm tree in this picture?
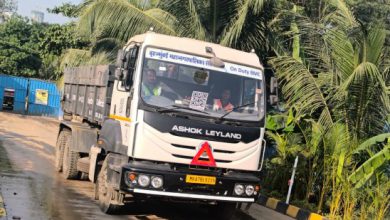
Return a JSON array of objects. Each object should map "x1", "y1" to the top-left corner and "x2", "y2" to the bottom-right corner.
[
  {"x1": 270, "y1": 3, "x2": 390, "y2": 139},
  {"x1": 76, "y1": 0, "x2": 177, "y2": 54},
  {"x1": 76, "y1": 0, "x2": 274, "y2": 56},
  {"x1": 268, "y1": 1, "x2": 390, "y2": 215}
]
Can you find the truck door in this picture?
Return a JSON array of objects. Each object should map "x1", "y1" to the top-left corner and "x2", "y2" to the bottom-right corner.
[{"x1": 110, "y1": 44, "x2": 139, "y2": 148}]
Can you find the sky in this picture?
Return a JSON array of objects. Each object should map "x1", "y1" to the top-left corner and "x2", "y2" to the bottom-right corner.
[{"x1": 17, "y1": 0, "x2": 82, "y2": 24}]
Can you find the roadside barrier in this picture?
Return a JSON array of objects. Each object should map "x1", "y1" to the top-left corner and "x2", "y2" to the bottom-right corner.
[{"x1": 257, "y1": 195, "x2": 327, "y2": 220}]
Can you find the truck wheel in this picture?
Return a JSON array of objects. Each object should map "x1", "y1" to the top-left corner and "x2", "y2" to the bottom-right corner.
[
  {"x1": 62, "y1": 131, "x2": 80, "y2": 179},
  {"x1": 55, "y1": 130, "x2": 68, "y2": 172},
  {"x1": 96, "y1": 158, "x2": 122, "y2": 214},
  {"x1": 209, "y1": 202, "x2": 237, "y2": 220}
]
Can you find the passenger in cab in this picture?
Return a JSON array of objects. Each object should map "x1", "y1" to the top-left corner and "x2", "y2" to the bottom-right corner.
[
  {"x1": 213, "y1": 89, "x2": 234, "y2": 112},
  {"x1": 141, "y1": 69, "x2": 162, "y2": 97},
  {"x1": 164, "y1": 63, "x2": 178, "y2": 79}
]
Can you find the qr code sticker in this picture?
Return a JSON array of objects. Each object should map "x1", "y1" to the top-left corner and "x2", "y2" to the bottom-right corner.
[{"x1": 189, "y1": 91, "x2": 209, "y2": 111}]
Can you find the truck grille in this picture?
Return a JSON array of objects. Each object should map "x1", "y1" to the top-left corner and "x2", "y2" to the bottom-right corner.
[
  {"x1": 171, "y1": 154, "x2": 232, "y2": 163},
  {"x1": 171, "y1": 144, "x2": 235, "y2": 154}
]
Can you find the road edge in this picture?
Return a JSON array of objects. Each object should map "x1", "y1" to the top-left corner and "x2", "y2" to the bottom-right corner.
[
  {"x1": 0, "y1": 192, "x2": 6, "y2": 219},
  {"x1": 257, "y1": 195, "x2": 327, "y2": 220}
]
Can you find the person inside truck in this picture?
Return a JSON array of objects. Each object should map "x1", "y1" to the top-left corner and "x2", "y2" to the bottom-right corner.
[
  {"x1": 141, "y1": 68, "x2": 162, "y2": 97},
  {"x1": 164, "y1": 63, "x2": 178, "y2": 79},
  {"x1": 213, "y1": 89, "x2": 234, "y2": 112}
]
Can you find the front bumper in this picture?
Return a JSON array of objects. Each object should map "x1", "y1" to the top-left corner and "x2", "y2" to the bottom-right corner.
[
  {"x1": 133, "y1": 188, "x2": 255, "y2": 202},
  {"x1": 119, "y1": 161, "x2": 260, "y2": 203}
]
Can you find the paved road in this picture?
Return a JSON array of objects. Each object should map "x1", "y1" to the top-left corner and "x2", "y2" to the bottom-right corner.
[{"x1": 0, "y1": 112, "x2": 293, "y2": 220}]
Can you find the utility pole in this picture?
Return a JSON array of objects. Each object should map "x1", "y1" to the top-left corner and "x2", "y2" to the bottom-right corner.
[{"x1": 286, "y1": 156, "x2": 298, "y2": 204}]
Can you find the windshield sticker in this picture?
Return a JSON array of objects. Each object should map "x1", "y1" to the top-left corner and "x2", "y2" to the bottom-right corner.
[
  {"x1": 146, "y1": 48, "x2": 262, "y2": 80},
  {"x1": 159, "y1": 66, "x2": 167, "y2": 71},
  {"x1": 189, "y1": 91, "x2": 209, "y2": 111}
]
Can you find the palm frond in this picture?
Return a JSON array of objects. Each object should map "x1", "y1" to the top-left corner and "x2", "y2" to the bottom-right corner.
[
  {"x1": 270, "y1": 56, "x2": 334, "y2": 130},
  {"x1": 336, "y1": 62, "x2": 390, "y2": 137},
  {"x1": 77, "y1": 0, "x2": 176, "y2": 42},
  {"x1": 159, "y1": 0, "x2": 207, "y2": 40},
  {"x1": 248, "y1": 0, "x2": 267, "y2": 15},
  {"x1": 60, "y1": 49, "x2": 91, "y2": 70},
  {"x1": 91, "y1": 37, "x2": 124, "y2": 55},
  {"x1": 365, "y1": 27, "x2": 386, "y2": 65},
  {"x1": 220, "y1": 0, "x2": 265, "y2": 47},
  {"x1": 144, "y1": 8, "x2": 178, "y2": 29},
  {"x1": 325, "y1": 0, "x2": 356, "y2": 27},
  {"x1": 323, "y1": 29, "x2": 355, "y2": 83}
]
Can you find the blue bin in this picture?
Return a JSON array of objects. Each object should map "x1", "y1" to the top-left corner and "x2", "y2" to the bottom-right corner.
[
  {"x1": 0, "y1": 74, "x2": 28, "y2": 113},
  {"x1": 27, "y1": 79, "x2": 61, "y2": 117}
]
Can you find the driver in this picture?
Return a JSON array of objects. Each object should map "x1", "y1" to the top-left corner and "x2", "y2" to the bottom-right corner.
[
  {"x1": 213, "y1": 89, "x2": 234, "y2": 111},
  {"x1": 141, "y1": 69, "x2": 162, "y2": 97}
]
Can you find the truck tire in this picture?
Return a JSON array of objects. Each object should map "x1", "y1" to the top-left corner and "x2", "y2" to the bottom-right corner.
[
  {"x1": 96, "y1": 158, "x2": 123, "y2": 214},
  {"x1": 62, "y1": 131, "x2": 80, "y2": 179},
  {"x1": 209, "y1": 202, "x2": 237, "y2": 220},
  {"x1": 55, "y1": 130, "x2": 68, "y2": 172}
]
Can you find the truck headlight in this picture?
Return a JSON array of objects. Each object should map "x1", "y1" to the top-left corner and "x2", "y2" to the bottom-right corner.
[
  {"x1": 151, "y1": 176, "x2": 163, "y2": 188},
  {"x1": 245, "y1": 185, "x2": 255, "y2": 196},
  {"x1": 234, "y1": 184, "x2": 244, "y2": 196},
  {"x1": 138, "y1": 174, "x2": 150, "y2": 187}
]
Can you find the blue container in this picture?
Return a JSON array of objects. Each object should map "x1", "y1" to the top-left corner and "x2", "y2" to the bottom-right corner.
[
  {"x1": 27, "y1": 79, "x2": 61, "y2": 117},
  {"x1": 0, "y1": 74, "x2": 28, "y2": 113}
]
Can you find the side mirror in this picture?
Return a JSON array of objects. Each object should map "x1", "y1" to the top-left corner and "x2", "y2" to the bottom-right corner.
[
  {"x1": 270, "y1": 77, "x2": 278, "y2": 94},
  {"x1": 116, "y1": 49, "x2": 125, "y2": 67},
  {"x1": 270, "y1": 95, "x2": 279, "y2": 106}
]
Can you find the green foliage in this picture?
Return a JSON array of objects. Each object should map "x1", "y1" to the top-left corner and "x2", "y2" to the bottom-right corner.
[
  {"x1": 264, "y1": 2, "x2": 390, "y2": 217},
  {"x1": 47, "y1": 3, "x2": 80, "y2": 18},
  {"x1": 349, "y1": 144, "x2": 390, "y2": 188},
  {"x1": 347, "y1": 0, "x2": 390, "y2": 27},
  {"x1": 40, "y1": 24, "x2": 89, "y2": 56},
  {"x1": 0, "y1": 16, "x2": 44, "y2": 76},
  {"x1": 0, "y1": 15, "x2": 90, "y2": 79},
  {"x1": 77, "y1": 0, "x2": 177, "y2": 43}
]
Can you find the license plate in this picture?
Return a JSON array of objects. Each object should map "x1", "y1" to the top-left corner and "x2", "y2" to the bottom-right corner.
[{"x1": 185, "y1": 175, "x2": 216, "y2": 185}]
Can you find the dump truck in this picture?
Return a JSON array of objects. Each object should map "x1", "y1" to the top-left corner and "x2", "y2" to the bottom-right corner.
[{"x1": 55, "y1": 30, "x2": 277, "y2": 219}]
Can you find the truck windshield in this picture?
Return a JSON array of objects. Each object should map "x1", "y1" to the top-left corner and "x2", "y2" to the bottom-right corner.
[{"x1": 140, "y1": 48, "x2": 265, "y2": 122}]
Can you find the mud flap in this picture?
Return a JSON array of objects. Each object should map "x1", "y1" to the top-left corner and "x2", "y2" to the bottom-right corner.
[{"x1": 89, "y1": 145, "x2": 102, "y2": 182}]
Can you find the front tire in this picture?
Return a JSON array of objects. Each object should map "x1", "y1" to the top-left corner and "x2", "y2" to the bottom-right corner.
[{"x1": 96, "y1": 157, "x2": 123, "y2": 214}]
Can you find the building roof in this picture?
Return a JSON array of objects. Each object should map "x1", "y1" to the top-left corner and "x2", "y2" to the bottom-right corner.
[{"x1": 126, "y1": 31, "x2": 263, "y2": 70}]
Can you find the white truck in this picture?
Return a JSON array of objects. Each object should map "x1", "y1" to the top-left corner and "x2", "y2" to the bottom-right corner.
[{"x1": 56, "y1": 31, "x2": 276, "y2": 219}]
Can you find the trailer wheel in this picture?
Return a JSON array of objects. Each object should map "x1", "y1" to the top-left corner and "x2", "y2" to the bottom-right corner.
[
  {"x1": 62, "y1": 131, "x2": 80, "y2": 179},
  {"x1": 54, "y1": 130, "x2": 67, "y2": 172},
  {"x1": 96, "y1": 158, "x2": 122, "y2": 214},
  {"x1": 209, "y1": 202, "x2": 237, "y2": 220}
]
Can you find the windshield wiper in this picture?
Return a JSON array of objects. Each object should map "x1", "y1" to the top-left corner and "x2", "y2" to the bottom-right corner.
[
  {"x1": 157, "y1": 104, "x2": 210, "y2": 115},
  {"x1": 217, "y1": 102, "x2": 256, "y2": 121}
]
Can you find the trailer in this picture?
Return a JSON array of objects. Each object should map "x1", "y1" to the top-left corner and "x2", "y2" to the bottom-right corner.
[{"x1": 55, "y1": 31, "x2": 277, "y2": 219}]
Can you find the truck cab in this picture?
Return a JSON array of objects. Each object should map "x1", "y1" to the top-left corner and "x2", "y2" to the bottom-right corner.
[{"x1": 57, "y1": 31, "x2": 267, "y2": 219}]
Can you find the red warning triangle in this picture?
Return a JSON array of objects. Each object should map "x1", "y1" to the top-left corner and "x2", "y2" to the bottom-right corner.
[{"x1": 190, "y1": 142, "x2": 216, "y2": 167}]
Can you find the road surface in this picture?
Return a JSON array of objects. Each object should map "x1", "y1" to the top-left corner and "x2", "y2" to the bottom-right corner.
[{"x1": 0, "y1": 112, "x2": 293, "y2": 220}]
